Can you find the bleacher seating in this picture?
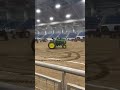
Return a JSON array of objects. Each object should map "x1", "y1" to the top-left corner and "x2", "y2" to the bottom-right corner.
[
  {"x1": 86, "y1": 16, "x2": 101, "y2": 29},
  {"x1": 21, "y1": 19, "x2": 35, "y2": 29},
  {"x1": 35, "y1": 34, "x2": 44, "y2": 40},
  {"x1": 104, "y1": 15, "x2": 120, "y2": 24},
  {"x1": 38, "y1": 35, "x2": 44, "y2": 38},
  {"x1": 4, "y1": 21, "x2": 22, "y2": 29},
  {"x1": 67, "y1": 33, "x2": 77, "y2": 38},
  {"x1": 50, "y1": 33, "x2": 59, "y2": 38},
  {"x1": 78, "y1": 32, "x2": 85, "y2": 36},
  {"x1": 58, "y1": 33, "x2": 67, "y2": 38},
  {"x1": 0, "y1": 20, "x2": 7, "y2": 28},
  {"x1": 35, "y1": 34, "x2": 44, "y2": 38},
  {"x1": 43, "y1": 34, "x2": 52, "y2": 38},
  {"x1": 35, "y1": 32, "x2": 85, "y2": 40}
]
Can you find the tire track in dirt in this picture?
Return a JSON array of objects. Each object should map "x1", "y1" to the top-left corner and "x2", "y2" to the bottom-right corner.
[
  {"x1": 0, "y1": 78, "x2": 34, "y2": 84},
  {"x1": 0, "y1": 58, "x2": 34, "y2": 86},
  {"x1": 35, "y1": 51, "x2": 81, "y2": 61},
  {"x1": 86, "y1": 57, "x2": 116, "y2": 81},
  {"x1": 0, "y1": 67, "x2": 34, "y2": 75},
  {"x1": 86, "y1": 63, "x2": 110, "y2": 81},
  {"x1": 0, "y1": 68, "x2": 34, "y2": 86}
]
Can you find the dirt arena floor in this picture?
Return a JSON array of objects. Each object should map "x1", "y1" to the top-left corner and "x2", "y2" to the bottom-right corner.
[
  {"x1": 35, "y1": 41, "x2": 85, "y2": 90},
  {"x1": 1, "y1": 36, "x2": 119, "y2": 90},
  {"x1": 86, "y1": 38, "x2": 120, "y2": 90},
  {"x1": 0, "y1": 37, "x2": 34, "y2": 88}
]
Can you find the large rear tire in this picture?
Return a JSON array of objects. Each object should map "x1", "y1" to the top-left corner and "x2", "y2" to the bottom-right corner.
[{"x1": 48, "y1": 42, "x2": 56, "y2": 49}]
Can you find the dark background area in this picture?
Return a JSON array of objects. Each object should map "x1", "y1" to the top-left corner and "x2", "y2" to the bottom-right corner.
[
  {"x1": 0, "y1": 0, "x2": 120, "y2": 89},
  {"x1": 0, "y1": 0, "x2": 35, "y2": 89},
  {"x1": 86, "y1": 0, "x2": 120, "y2": 90}
]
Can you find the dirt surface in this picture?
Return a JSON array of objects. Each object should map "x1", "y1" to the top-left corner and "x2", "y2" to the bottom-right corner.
[
  {"x1": 35, "y1": 41, "x2": 85, "y2": 90},
  {"x1": 0, "y1": 38, "x2": 35, "y2": 88},
  {"x1": 86, "y1": 38, "x2": 120, "y2": 90}
]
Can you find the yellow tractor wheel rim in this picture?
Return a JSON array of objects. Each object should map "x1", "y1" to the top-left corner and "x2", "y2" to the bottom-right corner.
[{"x1": 49, "y1": 43, "x2": 55, "y2": 48}]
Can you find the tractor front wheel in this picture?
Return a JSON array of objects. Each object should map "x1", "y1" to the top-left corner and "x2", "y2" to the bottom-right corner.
[{"x1": 62, "y1": 44, "x2": 66, "y2": 49}]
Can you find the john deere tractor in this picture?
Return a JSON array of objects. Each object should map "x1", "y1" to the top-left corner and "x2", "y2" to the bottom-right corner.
[{"x1": 48, "y1": 38, "x2": 66, "y2": 49}]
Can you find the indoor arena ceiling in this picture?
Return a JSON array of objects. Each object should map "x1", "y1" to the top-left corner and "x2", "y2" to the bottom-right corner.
[{"x1": 35, "y1": 0, "x2": 85, "y2": 24}]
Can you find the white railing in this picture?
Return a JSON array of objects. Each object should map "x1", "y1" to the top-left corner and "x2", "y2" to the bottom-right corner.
[
  {"x1": 35, "y1": 61, "x2": 85, "y2": 90},
  {"x1": 67, "y1": 83, "x2": 85, "y2": 90},
  {"x1": 35, "y1": 73, "x2": 61, "y2": 90}
]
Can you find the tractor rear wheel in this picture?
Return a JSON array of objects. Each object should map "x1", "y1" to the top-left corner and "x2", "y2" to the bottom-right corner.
[{"x1": 48, "y1": 42, "x2": 56, "y2": 49}]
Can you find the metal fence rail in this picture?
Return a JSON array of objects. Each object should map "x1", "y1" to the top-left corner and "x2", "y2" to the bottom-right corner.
[
  {"x1": 35, "y1": 61, "x2": 85, "y2": 90},
  {"x1": 36, "y1": 73, "x2": 61, "y2": 90},
  {"x1": 67, "y1": 83, "x2": 85, "y2": 90}
]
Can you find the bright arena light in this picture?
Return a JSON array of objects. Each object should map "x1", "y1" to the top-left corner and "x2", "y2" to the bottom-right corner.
[
  {"x1": 82, "y1": 0, "x2": 85, "y2": 2},
  {"x1": 36, "y1": 9, "x2": 41, "y2": 13},
  {"x1": 36, "y1": 19, "x2": 40, "y2": 23},
  {"x1": 49, "y1": 17, "x2": 54, "y2": 21},
  {"x1": 65, "y1": 14, "x2": 71, "y2": 19},
  {"x1": 55, "y1": 3, "x2": 61, "y2": 9}
]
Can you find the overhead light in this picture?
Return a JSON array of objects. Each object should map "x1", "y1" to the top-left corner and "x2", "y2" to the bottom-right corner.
[
  {"x1": 36, "y1": 9, "x2": 41, "y2": 13},
  {"x1": 55, "y1": 3, "x2": 61, "y2": 9},
  {"x1": 36, "y1": 19, "x2": 40, "y2": 23},
  {"x1": 49, "y1": 17, "x2": 54, "y2": 21},
  {"x1": 82, "y1": 0, "x2": 85, "y2": 2},
  {"x1": 65, "y1": 14, "x2": 71, "y2": 19}
]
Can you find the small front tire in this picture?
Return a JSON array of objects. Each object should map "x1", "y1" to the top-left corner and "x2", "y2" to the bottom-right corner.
[{"x1": 62, "y1": 44, "x2": 66, "y2": 49}]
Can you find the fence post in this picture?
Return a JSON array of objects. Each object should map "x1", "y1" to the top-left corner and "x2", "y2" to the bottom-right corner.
[
  {"x1": 58, "y1": 81, "x2": 62, "y2": 90},
  {"x1": 62, "y1": 72, "x2": 67, "y2": 90},
  {"x1": 35, "y1": 61, "x2": 85, "y2": 90}
]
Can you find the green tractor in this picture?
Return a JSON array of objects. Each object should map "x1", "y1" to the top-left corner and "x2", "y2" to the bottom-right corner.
[{"x1": 48, "y1": 38, "x2": 66, "y2": 49}]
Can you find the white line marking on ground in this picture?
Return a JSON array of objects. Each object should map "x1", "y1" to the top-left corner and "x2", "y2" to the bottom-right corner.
[
  {"x1": 35, "y1": 57, "x2": 61, "y2": 60},
  {"x1": 67, "y1": 61, "x2": 85, "y2": 65},
  {"x1": 35, "y1": 86, "x2": 43, "y2": 90},
  {"x1": 86, "y1": 83, "x2": 119, "y2": 90},
  {"x1": 48, "y1": 58, "x2": 61, "y2": 60}
]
